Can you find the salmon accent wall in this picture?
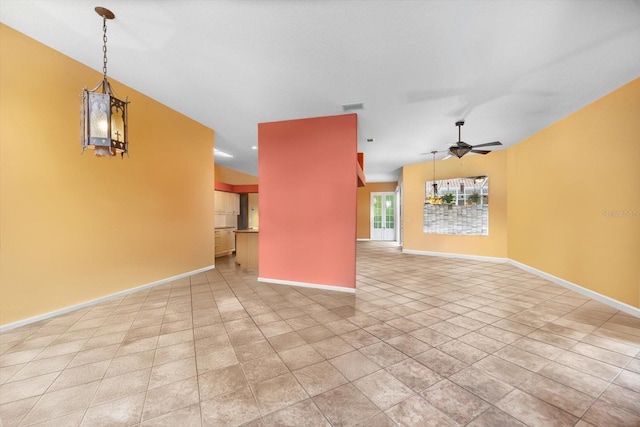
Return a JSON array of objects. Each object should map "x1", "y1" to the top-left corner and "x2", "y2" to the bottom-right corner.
[
  {"x1": 258, "y1": 114, "x2": 358, "y2": 290},
  {"x1": 357, "y1": 182, "x2": 398, "y2": 239},
  {"x1": 357, "y1": 153, "x2": 366, "y2": 187},
  {"x1": 0, "y1": 24, "x2": 215, "y2": 327},
  {"x1": 215, "y1": 182, "x2": 235, "y2": 192},
  {"x1": 232, "y1": 185, "x2": 259, "y2": 193},
  {"x1": 508, "y1": 78, "x2": 640, "y2": 308},
  {"x1": 402, "y1": 151, "x2": 509, "y2": 258}
]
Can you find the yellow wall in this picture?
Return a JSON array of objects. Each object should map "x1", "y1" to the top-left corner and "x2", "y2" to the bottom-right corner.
[
  {"x1": 357, "y1": 182, "x2": 398, "y2": 239},
  {"x1": 402, "y1": 151, "x2": 509, "y2": 258},
  {"x1": 215, "y1": 164, "x2": 258, "y2": 185},
  {"x1": 401, "y1": 79, "x2": 639, "y2": 308},
  {"x1": 508, "y1": 78, "x2": 640, "y2": 307},
  {"x1": 0, "y1": 24, "x2": 215, "y2": 326},
  {"x1": 248, "y1": 193, "x2": 260, "y2": 229}
]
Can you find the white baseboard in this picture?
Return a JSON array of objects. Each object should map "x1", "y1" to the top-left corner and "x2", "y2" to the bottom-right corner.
[
  {"x1": 357, "y1": 239, "x2": 402, "y2": 244},
  {"x1": 258, "y1": 277, "x2": 356, "y2": 294},
  {"x1": 403, "y1": 248, "x2": 639, "y2": 317},
  {"x1": 4, "y1": 251, "x2": 637, "y2": 332},
  {"x1": 402, "y1": 249, "x2": 508, "y2": 263},
  {"x1": 509, "y1": 259, "x2": 640, "y2": 318},
  {"x1": 0, "y1": 265, "x2": 216, "y2": 332}
]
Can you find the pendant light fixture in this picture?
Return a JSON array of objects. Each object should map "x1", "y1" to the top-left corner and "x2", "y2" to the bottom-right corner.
[
  {"x1": 430, "y1": 150, "x2": 438, "y2": 196},
  {"x1": 80, "y1": 7, "x2": 129, "y2": 157}
]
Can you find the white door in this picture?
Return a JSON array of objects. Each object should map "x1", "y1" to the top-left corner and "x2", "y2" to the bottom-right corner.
[{"x1": 371, "y1": 192, "x2": 396, "y2": 241}]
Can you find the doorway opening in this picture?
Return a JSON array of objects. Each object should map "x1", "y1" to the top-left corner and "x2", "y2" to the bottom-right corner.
[{"x1": 370, "y1": 192, "x2": 396, "y2": 241}]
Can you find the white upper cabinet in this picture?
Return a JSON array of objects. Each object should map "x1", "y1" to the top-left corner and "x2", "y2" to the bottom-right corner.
[{"x1": 214, "y1": 191, "x2": 240, "y2": 215}]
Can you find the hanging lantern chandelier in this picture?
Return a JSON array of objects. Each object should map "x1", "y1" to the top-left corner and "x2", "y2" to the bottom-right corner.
[{"x1": 80, "y1": 7, "x2": 129, "y2": 157}]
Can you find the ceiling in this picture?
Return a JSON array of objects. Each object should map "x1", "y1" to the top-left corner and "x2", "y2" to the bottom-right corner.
[{"x1": 2, "y1": 0, "x2": 640, "y2": 182}]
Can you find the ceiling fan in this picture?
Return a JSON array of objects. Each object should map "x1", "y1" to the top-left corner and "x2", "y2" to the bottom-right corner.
[{"x1": 448, "y1": 121, "x2": 502, "y2": 159}]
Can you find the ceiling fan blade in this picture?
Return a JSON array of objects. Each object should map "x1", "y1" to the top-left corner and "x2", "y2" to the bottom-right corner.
[
  {"x1": 471, "y1": 150, "x2": 492, "y2": 155},
  {"x1": 472, "y1": 141, "x2": 502, "y2": 148}
]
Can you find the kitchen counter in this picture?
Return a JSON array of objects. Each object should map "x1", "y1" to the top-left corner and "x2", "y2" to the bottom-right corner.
[{"x1": 234, "y1": 229, "x2": 258, "y2": 269}]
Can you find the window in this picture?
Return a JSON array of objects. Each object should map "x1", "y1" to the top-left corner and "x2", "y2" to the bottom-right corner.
[{"x1": 423, "y1": 176, "x2": 489, "y2": 235}]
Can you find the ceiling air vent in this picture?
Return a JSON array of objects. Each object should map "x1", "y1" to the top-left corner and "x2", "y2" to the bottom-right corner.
[{"x1": 341, "y1": 102, "x2": 364, "y2": 112}]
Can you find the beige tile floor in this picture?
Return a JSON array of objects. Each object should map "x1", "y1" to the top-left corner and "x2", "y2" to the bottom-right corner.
[{"x1": 1, "y1": 241, "x2": 639, "y2": 426}]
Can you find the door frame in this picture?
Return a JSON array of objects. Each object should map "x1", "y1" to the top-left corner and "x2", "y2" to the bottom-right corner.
[{"x1": 370, "y1": 191, "x2": 397, "y2": 241}]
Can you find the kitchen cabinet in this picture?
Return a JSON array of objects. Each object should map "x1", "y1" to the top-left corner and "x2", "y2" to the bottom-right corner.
[
  {"x1": 232, "y1": 194, "x2": 240, "y2": 214},
  {"x1": 214, "y1": 192, "x2": 221, "y2": 214},
  {"x1": 214, "y1": 230, "x2": 226, "y2": 256},
  {"x1": 215, "y1": 228, "x2": 236, "y2": 257},
  {"x1": 214, "y1": 191, "x2": 240, "y2": 215}
]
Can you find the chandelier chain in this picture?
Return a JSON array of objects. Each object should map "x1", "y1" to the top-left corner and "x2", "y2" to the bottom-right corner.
[{"x1": 102, "y1": 16, "x2": 108, "y2": 80}]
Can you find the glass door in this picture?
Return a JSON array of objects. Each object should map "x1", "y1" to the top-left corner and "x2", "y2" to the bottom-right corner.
[{"x1": 371, "y1": 192, "x2": 396, "y2": 241}]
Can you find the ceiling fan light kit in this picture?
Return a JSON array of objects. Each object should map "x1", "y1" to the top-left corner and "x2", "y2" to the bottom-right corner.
[
  {"x1": 447, "y1": 120, "x2": 502, "y2": 159},
  {"x1": 449, "y1": 145, "x2": 472, "y2": 159}
]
